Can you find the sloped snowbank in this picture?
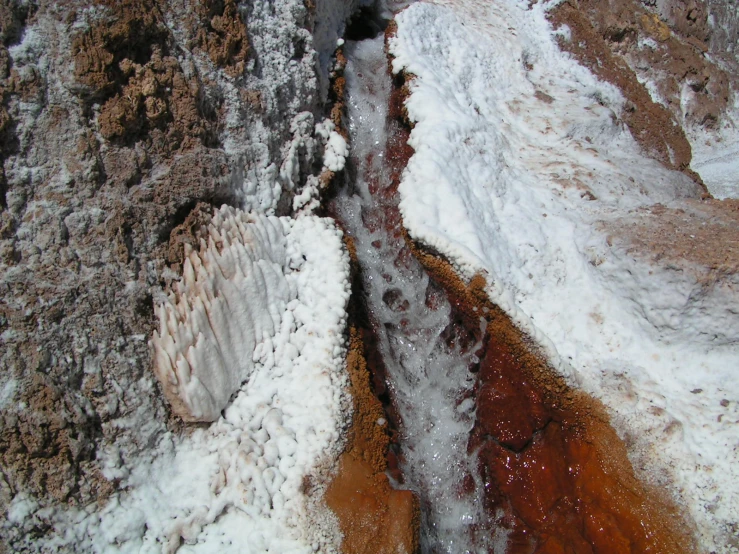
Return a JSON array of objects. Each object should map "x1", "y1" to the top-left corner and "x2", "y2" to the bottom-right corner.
[
  {"x1": 390, "y1": 1, "x2": 739, "y2": 551},
  {"x1": 8, "y1": 208, "x2": 351, "y2": 553},
  {"x1": 690, "y1": 117, "x2": 739, "y2": 199}
]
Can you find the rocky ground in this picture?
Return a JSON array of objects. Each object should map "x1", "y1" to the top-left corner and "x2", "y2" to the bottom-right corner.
[
  {"x1": 1, "y1": 0, "x2": 738, "y2": 552},
  {"x1": 0, "y1": 0, "x2": 358, "y2": 548}
]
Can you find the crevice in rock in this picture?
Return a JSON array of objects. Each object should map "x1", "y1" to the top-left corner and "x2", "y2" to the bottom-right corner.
[{"x1": 345, "y1": 3, "x2": 388, "y2": 42}]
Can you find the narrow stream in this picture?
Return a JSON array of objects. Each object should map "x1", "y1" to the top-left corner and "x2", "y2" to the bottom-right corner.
[
  {"x1": 328, "y1": 8, "x2": 698, "y2": 554},
  {"x1": 330, "y1": 35, "x2": 504, "y2": 553}
]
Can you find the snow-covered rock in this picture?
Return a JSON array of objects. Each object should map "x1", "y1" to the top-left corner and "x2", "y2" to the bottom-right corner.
[{"x1": 390, "y1": 1, "x2": 739, "y2": 551}]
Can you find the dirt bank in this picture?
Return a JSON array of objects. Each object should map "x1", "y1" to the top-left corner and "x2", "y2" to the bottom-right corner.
[{"x1": 325, "y1": 327, "x2": 420, "y2": 554}]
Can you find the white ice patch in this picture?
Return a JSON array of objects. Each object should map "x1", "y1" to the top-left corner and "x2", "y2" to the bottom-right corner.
[
  {"x1": 391, "y1": 1, "x2": 738, "y2": 552},
  {"x1": 151, "y1": 208, "x2": 292, "y2": 422},
  {"x1": 14, "y1": 208, "x2": 351, "y2": 553}
]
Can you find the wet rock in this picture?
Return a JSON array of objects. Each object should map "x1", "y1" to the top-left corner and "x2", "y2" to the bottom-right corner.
[{"x1": 325, "y1": 328, "x2": 420, "y2": 554}]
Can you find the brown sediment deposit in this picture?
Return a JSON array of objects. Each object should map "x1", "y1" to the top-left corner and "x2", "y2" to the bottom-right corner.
[
  {"x1": 325, "y1": 328, "x2": 420, "y2": 554},
  {"x1": 190, "y1": 0, "x2": 249, "y2": 77},
  {"x1": 407, "y1": 241, "x2": 698, "y2": 553},
  {"x1": 329, "y1": 48, "x2": 348, "y2": 135}
]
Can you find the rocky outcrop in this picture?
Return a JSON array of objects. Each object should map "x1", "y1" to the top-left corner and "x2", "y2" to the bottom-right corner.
[
  {"x1": 550, "y1": 0, "x2": 738, "y2": 173},
  {"x1": 0, "y1": 0, "x2": 357, "y2": 549},
  {"x1": 548, "y1": 1, "x2": 696, "y2": 175}
]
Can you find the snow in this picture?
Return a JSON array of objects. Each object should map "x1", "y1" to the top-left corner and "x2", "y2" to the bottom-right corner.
[
  {"x1": 690, "y1": 113, "x2": 739, "y2": 199},
  {"x1": 390, "y1": 1, "x2": 739, "y2": 551},
  {"x1": 10, "y1": 208, "x2": 351, "y2": 553}
]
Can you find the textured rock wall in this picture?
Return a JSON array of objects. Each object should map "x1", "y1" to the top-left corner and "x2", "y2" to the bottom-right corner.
[
  {"x1": 561, "y1": 0, "x2": 739, "y2": 135},
  {"x1": 0, "y1": 0, "x2": 355, "y2": 548}
]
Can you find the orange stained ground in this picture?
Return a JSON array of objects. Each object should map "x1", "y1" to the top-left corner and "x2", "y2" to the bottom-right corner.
[
  {"x1": 381, "y1": 48, "x2": 695, "y2": 551},
  {"x1": 447, "y1": 279, "x2": 696, "y2": 553}
]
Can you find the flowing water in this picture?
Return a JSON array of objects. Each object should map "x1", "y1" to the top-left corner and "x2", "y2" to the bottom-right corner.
[
  {"x1": 331, "y1": 35, "x2": 505, "y2": 554},
  {"x1": 330, "y1": 12, "x2": 699, "y2": 553}
]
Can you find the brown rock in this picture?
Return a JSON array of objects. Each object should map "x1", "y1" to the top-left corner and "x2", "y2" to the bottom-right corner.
[
  {"x1": 192, "y1": 0, "x2": 249, "y2": 77},
  {"x1": 548, "y1": 1, "x2": 695, "y2": 174},
  {"x1": 325, "y1": 328, "x2": 420, "y2": 554}
]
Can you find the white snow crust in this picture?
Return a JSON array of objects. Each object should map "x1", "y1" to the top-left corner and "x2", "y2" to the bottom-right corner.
[
  {"x1": 690, "y1": 112, "x2": 739, "y2": 199},
  {"x1": 390, "y1": 1, "x2": 739, "y2": 551},
  {"x1": 11, "y1": 208, "x2": 351, "y2": 553}
]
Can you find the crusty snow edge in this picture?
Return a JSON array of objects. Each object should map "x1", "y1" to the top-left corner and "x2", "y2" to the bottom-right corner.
[
  {"x1": 389, "y1": 1, "x2": 739, "y2": 552},
  {"x1": 8, "y1": 208, "x2": 352, "y2": 553}
]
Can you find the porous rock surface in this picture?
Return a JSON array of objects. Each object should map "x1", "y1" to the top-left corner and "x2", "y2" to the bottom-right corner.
[
  {"x1": 552, "y1": 0, "x2": 739, "y2": 156},
  {"x1": 0, "y1": 0, "x2": 355, "y2": 548}
]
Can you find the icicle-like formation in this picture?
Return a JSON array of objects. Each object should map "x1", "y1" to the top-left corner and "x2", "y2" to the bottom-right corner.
[
  {"x1": 151, "y1": 207, "x2": 294, "y2": 422},
  {"x1": 27, "y1": 210, "x2": 353, "y2": 551},
  {"x1": 334, "y1": 36, "x2": 505, "y2": 553}
]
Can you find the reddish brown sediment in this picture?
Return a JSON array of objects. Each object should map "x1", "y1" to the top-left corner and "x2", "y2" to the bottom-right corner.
[
  {"x1": 325, "y1": 328, "x2": 420, "y2": 554},
  {"x1": 407, "y1": 242, "x2": 698, "y2": 553}
]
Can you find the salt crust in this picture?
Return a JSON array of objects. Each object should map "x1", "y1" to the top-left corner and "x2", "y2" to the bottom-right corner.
[
  {"x1": 2, "y1": 0, "x2": 357, "y2": 550},
  {"x1": 689, "y1": 105, "x2": 739, "y2": 199},
  {"x1": 11, "y1": 208, "x2": 351, "y2": 553},
  {"x1": 151, "y1": 209, "x2": 291, "y2": 422},
  {"x1": 391, "y1": 1, "x2": 739, "y2": 551}
]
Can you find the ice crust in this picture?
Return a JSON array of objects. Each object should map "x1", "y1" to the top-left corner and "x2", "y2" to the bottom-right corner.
[
  {"x1": 151, "y1": 209, "x2": 291, "y2": 421},
  {"x1": 390, "y1": 1, "x2": 739, "y2": 551},
  {"x1": 11, "y1": 209, "x2": 351, "y2": 553},
  {"x1": 335, "y1": 36, "x2": 507, "y2": 553}
]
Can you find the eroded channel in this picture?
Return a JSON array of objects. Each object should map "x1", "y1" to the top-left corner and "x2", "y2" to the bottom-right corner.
[
  {"x1": 329, "y1": 17, "x2": 696, "y2": 554},
  {"x1": 330, "y1": 34, "x2": 498, "y2": 553}
]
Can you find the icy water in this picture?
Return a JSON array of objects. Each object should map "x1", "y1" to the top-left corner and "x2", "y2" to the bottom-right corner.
[{"x1": 331, "y1": 36, "x2": 503, "y2": 554}]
